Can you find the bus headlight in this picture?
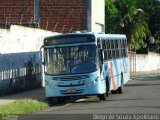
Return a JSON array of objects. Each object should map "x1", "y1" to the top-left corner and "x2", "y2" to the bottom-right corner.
[
  {"x1": 87, "y1": 76, "x2": 99, "y2": 87},
  {"x1": 87, "y1": 80, "x2": 96, "y2": 87},
  {"x1": 95, "y1": 76, "x2": 99, "y2": 82}
]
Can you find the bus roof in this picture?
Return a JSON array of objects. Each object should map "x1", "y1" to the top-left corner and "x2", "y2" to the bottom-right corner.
[
  {"x1": 44, "y1": 32, "x2": 127, "y2": 40},
  {"x1": 93, "y1": 33, "x2": 126, "y2": 39}
]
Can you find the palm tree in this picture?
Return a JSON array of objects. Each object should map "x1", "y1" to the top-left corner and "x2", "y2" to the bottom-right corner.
[
  {"x1": 105, "y1": 0, "x2": 149, "y2": 49},
  {"x1": 137, "y1": 0, "x2": 160, "y2": 53}
]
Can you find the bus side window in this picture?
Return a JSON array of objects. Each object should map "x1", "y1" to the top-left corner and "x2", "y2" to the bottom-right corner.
[
  {"x1": 102, "y1": 40, "x2": 106, "y2": 49},
  {"x1": 105, "y1": 40, "x2": 109, "y2": 60},
  {"x1": 111, "y1": 40, "x2": 115, "y2": 59},
  {"x1": 102, "y1": 39, "x2": 106, "y2": 60},
  {"x1": 115, "y1": 40, "x2": 119, "y2": 58},
  {"x1": 120, "y1": 40, "x2": 124, "y2": 57},
  {"x1": 97, "y1": 39, "x2": 101, "y2": 48},
  {"x1": 106, "y1": 39, "x2": 110, "y2": 49},
  {"x1": 108, "y1": 40, "x2": 112, "y2": 59},
  {"x1": 122, "y1": 39, "x2": 126, "y2": 57},
  {"x1": 103, "y1": 39, "x2": 108, "y2": 60},
  {"x1": 118, "y1": 40, "x2": 122, "y2": 58},
  {"x1": 107, "y1": 40, "x2": 111, "y2": 60},
  {"x1": 113, "y1": 40, "x2": 117, "y2": 59},
  {"x1": 105, "y1": 40, "x2": 108, "y2": 60}
]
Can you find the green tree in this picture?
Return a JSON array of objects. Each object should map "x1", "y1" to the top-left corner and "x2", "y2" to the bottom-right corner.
[
  {"x1": 137, "y1": 0, "x2": 160, "y2": 53},
  {"x1": 137, "y1": 0, "x2": 160, "y2": 39},
  {"x1": 105, "y1": 0, "x2": 149, "y2": 49},
  {"x1": 105, "y1": 0, "x2": 119, "y2": 33}
]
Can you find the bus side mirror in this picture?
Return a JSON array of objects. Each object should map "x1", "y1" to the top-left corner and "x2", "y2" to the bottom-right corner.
[
  {"x1": 40, "y1": 45, "x2": 45, "y2": 65},
  {"x1": 100, "y1": 49, "x2": 104, "y2": 64}
]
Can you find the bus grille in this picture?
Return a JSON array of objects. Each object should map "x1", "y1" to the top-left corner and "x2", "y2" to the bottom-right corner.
[{"x1": 52, "y1": 75, "x2": 90, "y2": 81}]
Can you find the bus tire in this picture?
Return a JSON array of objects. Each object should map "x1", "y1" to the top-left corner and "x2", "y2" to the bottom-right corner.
[
  {"x1": 106, "y1": 77, "x2": 110, "y2": 97},
  {"x1": 46, "y1": 97, "x2": 53, "y2": 106},
  {"x1": 111, "y1": 90, "x2": 117, "y2": 94},
  {"x1": 47, "y1": 97, "x2": 58, "y2": 106},
  {"x1": 117, "y1": 74, "x2": 123, "y2": 94},
  {"x1": 58, "y1": 97, "x2": 66, "y2": 104},
  {"x1": 98, "y1": 93, "x2": 107, "y2": 101}
]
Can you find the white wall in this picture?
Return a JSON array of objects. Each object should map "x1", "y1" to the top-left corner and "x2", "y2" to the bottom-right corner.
[
  {"x1": 0, "y1": 25, "x2": 59, "y2": 91},
  {"x1": 91, "y1": 0, "x2": 105, "y2": 32},
  {"x1": 136, "y1": 52, "x2": 160, "y2": 72},
  {"x1": 87, "y1": 0, "x2": 105, "y2": 32},
  {"x1": 0, "y1": 25, "x2": 57, "y2": 54}
]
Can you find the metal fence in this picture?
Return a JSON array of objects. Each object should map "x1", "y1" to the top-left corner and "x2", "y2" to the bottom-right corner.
[{"x1": 128, "y1": 51, "x2": 136, "y2": 77}]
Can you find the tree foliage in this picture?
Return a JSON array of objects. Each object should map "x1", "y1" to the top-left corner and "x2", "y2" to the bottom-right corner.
[
  {"x1": 105, "y1": 0, "x2": 119, "y2": 33},
  {"x1": 105, "y1": 0, "x2": 151, "y2": 49},
  {"x1": 137, "y1": 0, "x2": 160, "y2": 38}
]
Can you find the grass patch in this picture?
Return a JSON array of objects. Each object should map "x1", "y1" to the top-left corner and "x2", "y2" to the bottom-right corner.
[{"x1": 0, "y1": 99, "x2": 49, "y2": 115}]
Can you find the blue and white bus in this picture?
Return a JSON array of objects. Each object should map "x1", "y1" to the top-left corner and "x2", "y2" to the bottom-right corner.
[{"x1": 41, "y1": 32, "x2": 130, "y2": 104}]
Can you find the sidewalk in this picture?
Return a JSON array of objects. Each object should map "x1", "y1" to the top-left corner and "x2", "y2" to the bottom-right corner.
[
  {"x1": 0, "y1": 88, "x2": 45, "y2": 105},
  {"x1": 131, "y1": 69, "x2": 160, "y2": 78}
]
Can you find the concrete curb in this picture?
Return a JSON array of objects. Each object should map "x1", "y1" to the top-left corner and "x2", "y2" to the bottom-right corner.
[{"x1": 131, "y1": 69, "x2": 160, "y2": 79}]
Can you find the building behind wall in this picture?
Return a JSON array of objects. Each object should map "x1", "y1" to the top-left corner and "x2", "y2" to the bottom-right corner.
[
  {"x1": 0, "y1": 0, "x2": 35, "y2": 28},
  {"x1": 0, "y1": 0, "x2": 105, "y2": 33},
  {"x1": 87, "y1": 0, "x2": 105, "y2": 32}
]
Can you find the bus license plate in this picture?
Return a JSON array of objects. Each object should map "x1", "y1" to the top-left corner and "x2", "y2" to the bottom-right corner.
[{"x1": 67, "y1": 89, "x2": 76, "y2": 93}]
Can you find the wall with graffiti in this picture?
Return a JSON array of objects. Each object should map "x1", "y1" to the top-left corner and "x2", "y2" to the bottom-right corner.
[{"x1": 0, "y1": 25, "x2": 59, "y2": 95}]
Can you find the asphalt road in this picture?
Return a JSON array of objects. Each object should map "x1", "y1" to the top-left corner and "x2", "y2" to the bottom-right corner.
[{"x1": 19, "y1": 75, "x2": 160, "y2": 120}]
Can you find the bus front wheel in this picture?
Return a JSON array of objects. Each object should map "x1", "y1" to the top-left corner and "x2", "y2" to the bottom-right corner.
[
  {"x1": 98, "y1": 93, "x2": 107, "y2": 101},
  {"x1": 46, "y1": 97, "x2": 58, "y2": 106}
]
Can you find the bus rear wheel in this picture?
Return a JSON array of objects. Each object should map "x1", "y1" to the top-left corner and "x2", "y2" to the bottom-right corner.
[
  {"x1": 111, "y1": 90, "x2": 118, "y2": 94},
  {"x1": 106, "y1": 77, "x2": 110, "y2": 97},
  {"x1": 117, "y1": 74, "x2": 124, "y2": 94}
]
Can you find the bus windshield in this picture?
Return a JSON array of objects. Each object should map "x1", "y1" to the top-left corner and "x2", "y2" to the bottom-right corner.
[{"x1": 44, "y1": 45, "x2": 98, "y2": 75}]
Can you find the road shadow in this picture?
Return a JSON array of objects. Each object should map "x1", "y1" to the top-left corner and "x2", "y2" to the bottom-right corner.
[
  {"x1": 135, "y1": 76, "x2": 160, "y2": 81},
  {"x1": 49, "y1": 96, "x2": 90, "y2": 107},
  {"x1": 125, "y1": 83, "x2": 160, "y2": 87},
  {"x1": 72, "y1": 97, "x2": 150, "y2": 104}
]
